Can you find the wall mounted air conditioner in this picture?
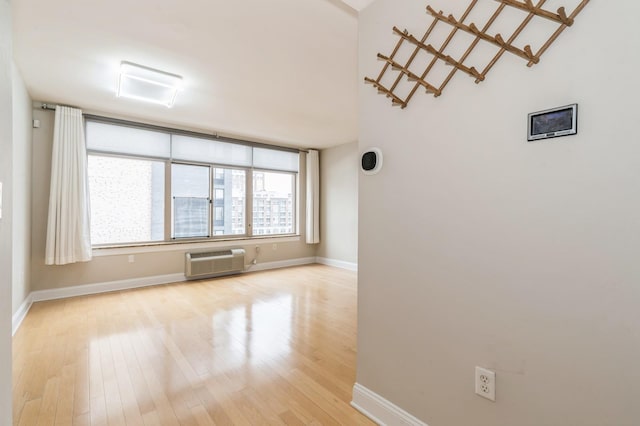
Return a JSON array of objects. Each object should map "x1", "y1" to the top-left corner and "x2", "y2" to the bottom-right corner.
[{"x1": 185, "y1": 248, "x2": 245, "y2": 280}]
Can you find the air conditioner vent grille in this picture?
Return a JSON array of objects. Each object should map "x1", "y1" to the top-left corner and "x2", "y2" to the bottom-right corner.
[
  {"x1": 185, "y1": 248, "x2": 245, "y2": 280},
  {"x1": 190, "y1": 250, "x2": 232, "y2": 259}
]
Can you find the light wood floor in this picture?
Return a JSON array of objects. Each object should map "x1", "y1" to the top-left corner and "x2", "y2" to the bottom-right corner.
[{"x1": 12, "y1": 264, "x2": 374, "y2": 425}]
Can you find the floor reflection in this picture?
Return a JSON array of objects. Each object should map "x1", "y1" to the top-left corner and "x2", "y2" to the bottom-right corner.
[{"x1": 215, "y1": 294, "x2": 293, "y2": 367}]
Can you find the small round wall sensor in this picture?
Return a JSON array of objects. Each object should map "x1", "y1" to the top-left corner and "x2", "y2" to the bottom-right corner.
[{"x1": 361, "y1": 148, "x2": 383, "y2": 175}]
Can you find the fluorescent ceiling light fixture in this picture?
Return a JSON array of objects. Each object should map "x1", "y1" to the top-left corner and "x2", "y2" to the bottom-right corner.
[{"x1": 117, "y1": 61, "x2": 182, "y2": 107}]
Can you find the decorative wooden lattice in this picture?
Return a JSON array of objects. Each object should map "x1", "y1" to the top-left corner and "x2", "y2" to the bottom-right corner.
[{"x1": 365, "y1": 0, "x2": 590, "y2": 108}]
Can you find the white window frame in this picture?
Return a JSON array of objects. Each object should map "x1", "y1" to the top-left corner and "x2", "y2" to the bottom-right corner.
[{"x1": 85, "y1": 116, "x2": 300, "y2": 248}]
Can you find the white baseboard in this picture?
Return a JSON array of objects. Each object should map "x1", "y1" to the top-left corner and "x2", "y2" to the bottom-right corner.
[
  {"x1": 351, "y1": 383, "x2": 428, "y2": 426},
  {"x1": 30, "y1": 273, "x2": 186, "y2": 303},
  {"x1": 315, "y1": 257, "x2": 358, "y2": 271},
  {"x1": 12, "y1": 294, "x2": 33, "y2": 336},
  {"x1": 247, "y1": 256, "x2": 317, "y2": 272}
]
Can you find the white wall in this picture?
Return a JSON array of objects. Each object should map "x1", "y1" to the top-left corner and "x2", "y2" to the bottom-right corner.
[
  {"x1": 317, "y1": 142, "x2": 358, "y2": 265},
  {"x1": 358, "y1": 1, "x2": 640, "y2": 425},
  {"x1": 11, "y1": 64, "x2": 31, "y2": 316},
  {"x1": 0, "y1": 0, "x2": 13, "y2": 423}
]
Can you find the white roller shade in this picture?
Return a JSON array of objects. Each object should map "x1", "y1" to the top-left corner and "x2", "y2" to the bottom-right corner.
[
  {"x1": 86, "y1": 121, "x2": 171, "y2": 158},
  {"x1": 253, "y1": 147, "x2": 299, "y2": 172},
  {"x1": 172, "y1": 135, "x2": 252, "y2": 167}
]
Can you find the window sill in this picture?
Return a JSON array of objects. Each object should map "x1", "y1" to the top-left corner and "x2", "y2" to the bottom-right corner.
[{"x1": 92, "y1": 235, "x2": 301, "y2": 257}]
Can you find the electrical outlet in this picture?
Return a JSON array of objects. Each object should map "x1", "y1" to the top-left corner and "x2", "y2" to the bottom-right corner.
[{"x1": 475, "y1": 366, "x2": 496, "y2": 401}]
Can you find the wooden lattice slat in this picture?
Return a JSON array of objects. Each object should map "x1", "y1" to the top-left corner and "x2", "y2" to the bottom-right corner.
[
  {"x1": 365, "y1": 0, "x2": 590, "y2": 108},
  {"x1": 478, "y1": 0, "x2": 548, "y2": 81}
]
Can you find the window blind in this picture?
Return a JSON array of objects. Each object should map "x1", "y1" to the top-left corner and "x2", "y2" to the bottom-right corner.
[{"x1": 86, "y1": 121, "x2": 171, "y2": 158}]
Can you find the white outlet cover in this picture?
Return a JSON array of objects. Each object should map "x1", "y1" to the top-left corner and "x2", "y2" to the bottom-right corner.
[{"x1": 475, "y1": 366, "x2": 496, "y2": 402}]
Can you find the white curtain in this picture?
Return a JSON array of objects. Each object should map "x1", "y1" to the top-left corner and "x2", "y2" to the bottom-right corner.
[
  {"x1": 45, "y1": 106, "x2": 92, "y2": 265},
  {"x1": 306, "y1": 149, "x2": 320, "y2": 244}
]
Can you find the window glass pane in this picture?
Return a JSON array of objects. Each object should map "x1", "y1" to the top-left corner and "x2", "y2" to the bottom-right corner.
[
  {"x1": 86, "y1": 121, "x2": 171, "y2": 158},
  {"x1": 253, "y1": 171, "x2": 294, "y2": 235},
  {"x1": 214, "y1": 206, "x2": 224, "y2": 221},
  {"x1": 253, "y1": 147, "x2": 299, "y2": 172},
  {"x1": 88, "y1": 155, "x2": 165, "y2": 245},
  {"x1": 172, "y1": 164, "x2": 210, "y2": 238},
  {"x1": 172, "y1": 135, "x2": 252, "y2": 166},
  {"x1": 213, "y1": 168, "x2": 246, "y2": 235}
]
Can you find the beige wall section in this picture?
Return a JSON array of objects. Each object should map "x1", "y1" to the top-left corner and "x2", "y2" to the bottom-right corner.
[
  {"x1": 317, "y1": 142, "x2": 358, "y2": 264},
  {"x1": 30, "y1": 108, "x2": 316, "y2": 291},
  {"x1": 11, "y1": 64, "x2": 32, "y2": 315},
  {"x1": 0, "y1": 0, "x2": 13, "y2": 422},
  {"x1": 358, "y1": 1, "x2": 640, "y2": 425}
]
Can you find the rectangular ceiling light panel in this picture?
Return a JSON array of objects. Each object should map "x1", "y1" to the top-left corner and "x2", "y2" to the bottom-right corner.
[{"x1": 117, "y1": 62, "x2": 182, "y2": 107}]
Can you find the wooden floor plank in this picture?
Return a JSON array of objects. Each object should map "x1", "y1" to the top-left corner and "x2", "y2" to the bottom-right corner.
[
  {"x1": 53, "y1": 364, "x2": 75, "y2": 426},
  {"x1": 17, "y1": 398, "x2": 41, "y2": 426},
  {"x1": 12, "y1": 265, "x2": 374, "y2": 425},
  {"x1": 35, "y1": 376, "x2": 59, "y2": 426}
]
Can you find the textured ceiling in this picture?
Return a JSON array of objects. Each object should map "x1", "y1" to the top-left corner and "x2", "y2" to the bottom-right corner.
[{"x1": 13, "y1": 0, "x2": 364, "y2": 149}]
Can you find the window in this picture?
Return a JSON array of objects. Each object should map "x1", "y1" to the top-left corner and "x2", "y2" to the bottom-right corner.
[
  {"x1": 88, "y1": 155, "x2": 165, "y2": 245},
  {"x1": 213, "y1": 168, "x2": 246, "y2": 236},
  {"x1": 86, "y1": 118, "x2": 298, "y2": 246},
  {"x1": 253, "y1": 171, "x2": 295, "y2": 236},
  {"x1": 172, "y1": 164, "x2": 210, "y2": 238},
  {"x1": 215, "y1": 207, "x2": 224, "y2": 221}
]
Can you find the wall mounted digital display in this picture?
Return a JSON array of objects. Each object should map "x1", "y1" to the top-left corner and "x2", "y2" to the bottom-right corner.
[{"x1": 527, "y1": 104, "x2": 578, "y2": 141}]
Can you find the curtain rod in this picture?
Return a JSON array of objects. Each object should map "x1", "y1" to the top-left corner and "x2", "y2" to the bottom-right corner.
[
  {"x1": 41, "y1": 102, "x2": 82, "y2": 111},
  {"x1": 39, "y1": 103, "x2": 314, "y2": 153}
]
